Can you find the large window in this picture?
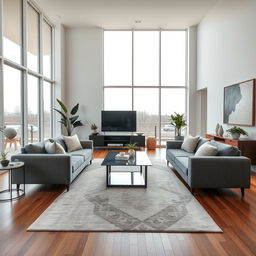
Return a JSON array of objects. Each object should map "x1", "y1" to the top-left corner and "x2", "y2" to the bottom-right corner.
[
  {"x1": 3, "y1": 0, "x2": 22, "y2": 64},
  {"x1": 3, "y1": 65, "x2": 22, "y2": 145},
  {"x1": 0, "y1": 0, "x2": 54, "y2": 153},
  {"x1": 104, "y1": 30, "x2": 187, "y2": 145},
  {"x1": 27, "y1": 3, "x2": 39, "y2": 72}
]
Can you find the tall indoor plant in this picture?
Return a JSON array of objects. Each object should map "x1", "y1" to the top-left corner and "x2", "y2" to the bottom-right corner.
[
  {"x1": 170, "y1": 112, "x2": 187, "y2": 140},
  {"x1": 54, "y1": 99, "x2": 84, "y2": 136}
]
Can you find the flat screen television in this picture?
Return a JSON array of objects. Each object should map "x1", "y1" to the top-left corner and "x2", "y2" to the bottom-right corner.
[{"x1": 101, "y1": 111, "x2": 136, "y2": 132}]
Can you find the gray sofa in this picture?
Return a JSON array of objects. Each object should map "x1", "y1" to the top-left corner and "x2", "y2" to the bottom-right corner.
[
  {"x1": 11, "y1": 136, "x2": 93, "y2": 191},
  {"x1": 166, "y1": 137, "x2": 251, "y2": 196}
]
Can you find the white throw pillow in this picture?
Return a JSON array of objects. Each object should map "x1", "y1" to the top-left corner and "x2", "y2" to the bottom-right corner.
[
  {"x1": 195, "y1": 141, "x2": 218, "y2": 156},
  {"x1": 63, "y1": 134, "x2": 82, "y2": 152},
  {"x1": 45, "y1": 141, "x2": 66, "y2": 154},
  {"x1": 181, "y1": 135, "x2": 199, "y2": 153}
]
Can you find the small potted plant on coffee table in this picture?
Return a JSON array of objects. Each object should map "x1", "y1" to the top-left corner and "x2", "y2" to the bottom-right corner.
[
  {"x1": 0, "y1": 151, "x2": 9, "y2": 167},
  {"x1": 226, "y1": 126, "x2": 248, "y2": 139},
  {"x1": 127, "y1": 143, "x2": 136, "y2": 158}
]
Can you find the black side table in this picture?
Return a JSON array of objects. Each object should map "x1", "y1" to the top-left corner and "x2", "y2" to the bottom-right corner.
[{"x1": 0, "y1": 162, "x2": 25, "y2": 202}]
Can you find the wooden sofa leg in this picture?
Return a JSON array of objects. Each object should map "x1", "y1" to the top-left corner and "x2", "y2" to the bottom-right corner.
[
  {"x1": 66, "y1": 185, "x2": 70, "y2": 192},
  {"x1": 167, "y1": 161, "x2": 169, "y2": 166},
  {"x1": 241, "y1": 188, "x2": 245, "y2": 197},
  {"x1": 191, "y1": 188, "x2": 195, "y2": 195},
  {"x1": 90, "y1": 160, "x2": 92, "y2": 165}
]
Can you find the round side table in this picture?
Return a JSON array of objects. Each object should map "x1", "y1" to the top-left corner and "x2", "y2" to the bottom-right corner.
[{"x1": 0, "y1": 162, "x2": 25, "y2": 202}]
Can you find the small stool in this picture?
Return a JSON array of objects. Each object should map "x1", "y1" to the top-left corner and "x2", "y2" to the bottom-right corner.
[
  {"x1": 4, "y1": 138, "x2": 21, "y2": 150},
  {"x1": 147, "y1": 137, "x2": 156, "y2": 150}
]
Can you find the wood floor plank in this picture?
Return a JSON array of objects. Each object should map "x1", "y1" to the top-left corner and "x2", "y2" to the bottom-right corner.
[{"x1": 0, "y1": 149, "x2": 256, "y2": 256}]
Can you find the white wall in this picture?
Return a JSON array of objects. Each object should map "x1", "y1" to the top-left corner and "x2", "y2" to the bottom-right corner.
[
  {"x1": 54, "y1": 24, "x2": 66, "y2": 137},
  {"x1": 197, "y1": 0, "x2": 256, "y2": 137},
  {"x1": 187, "y1": 26, "x2": 198, "y2": 136},
  {"x1": 65, "y1": 28, "x2": 103, "y2": 139}
]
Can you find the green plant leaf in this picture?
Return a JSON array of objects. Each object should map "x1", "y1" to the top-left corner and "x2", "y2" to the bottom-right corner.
[
  {"x1": 69, "y1": 115, "x2": 79, "y2": 124},
  {"x1": 73, "y1": 120, "x2": 84, "y2": 127},
  {"x1": 71, "y1": 103, "x2": 79, "y2": 115},
  {"x1": 56, "y1": 99, "x2": 67, "y2": 113},
  {"x1": 54, "y1": 108, "x2": 67, "y2": 120}
]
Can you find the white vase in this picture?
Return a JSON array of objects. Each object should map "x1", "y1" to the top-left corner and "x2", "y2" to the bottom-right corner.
[
  {"x1": 218, "y1": 125, "x2": 224, "y2": 137},
  {"x1": 215, "y1": 123, "x2": 220, "y2": 135},
  {"x1": 231, "y1": 133, "x2": 240, "y2": 140},
  {"x1": 128, "y1": 149, "x2": 135, "y2": 158}
]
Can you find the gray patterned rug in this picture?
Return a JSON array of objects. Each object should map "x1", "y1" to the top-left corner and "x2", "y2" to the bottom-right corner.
[{"x1": 28, "y1": 158, "x2": 222, "y2": 232}]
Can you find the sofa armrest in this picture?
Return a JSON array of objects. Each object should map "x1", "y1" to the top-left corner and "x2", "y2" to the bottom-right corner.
[
  {"x1": 80, "y1": 140, "x2": 93, "y2": 149},
  {"x1": 166, "y1": 140, "x2": 183, "y2": 149},
  {"x1": 188, "y1": 156, "x2": 251, "y2": 188},
  {"x1": 11, "y1": 154, "x2": 72, "y2": 184}
]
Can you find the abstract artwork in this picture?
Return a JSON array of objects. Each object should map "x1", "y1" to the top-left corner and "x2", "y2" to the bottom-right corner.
[{"x1": 224, "y1": 79, "x2": 255, "y2": 126}]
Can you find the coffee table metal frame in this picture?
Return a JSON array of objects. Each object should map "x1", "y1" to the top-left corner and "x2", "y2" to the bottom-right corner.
[
  {"x1": 0, "y1": 162, "x2": 25, "y2": 202},
  {"x1": 102, "y1": 152, "x2": 152, "y2": 188}
]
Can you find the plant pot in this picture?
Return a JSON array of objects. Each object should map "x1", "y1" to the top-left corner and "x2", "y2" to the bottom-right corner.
[
  {"x1": 175, "y1": 136, "x2": 184, "y2": 141},
  {"x1": 1, "y1": 160, "x2": 9, "y2": 167},
  {"x1": 128, "y1": 149, "x2": 135, "y2": 158},
  {"x1": 231, "y1": 133, "x2": 240, "y2": 140},
  {"x1": 92, "y1": 131, "x2": 99, "y2": 135}
]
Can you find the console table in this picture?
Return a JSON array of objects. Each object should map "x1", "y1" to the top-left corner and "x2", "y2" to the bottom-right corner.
[
  {"x1": 89, "y1": 134, "x2": 145, "y2": 148},
  {"x1": 206, "y1": 134, "x2": 256, "y2": 164}
]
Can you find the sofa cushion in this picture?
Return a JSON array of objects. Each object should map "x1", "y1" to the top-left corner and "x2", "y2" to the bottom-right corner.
[
  {"x1": 195, "y1": 141, "x2": 218, "y2": 156},
  {"x1": 195, "y1": 137, "x2": 210, "y2": 152},
  {"x1": 71, "y1": 155, "x2": 84, "y2": 173},
  {"x1": 24, "y1": 141, "x2": 46, "y2": 154},
  {"x1": 167, "y1": 149, "x2": 194, "y2": 161},
  {"x1": 68, "y1": 149, "x2": 92, "y2": 161},
  {"x1": 175, "y1": 157, "x2": 189, "y2": 175},
  {"x1": 51, "y1": 136, "x2": 68, "y2": 152},
  {"x1": 63, "y1": 134, "x2": 83, "y2": 152},
  {"x1": 210, "y1": 140, "x2": 240, "y2": 156},
  {"x1": 45, "y1": 141, "x2": 66, "y2": 154},
  {"x1": 181, "y1": 135, "x2": 199, "y2": 153}
]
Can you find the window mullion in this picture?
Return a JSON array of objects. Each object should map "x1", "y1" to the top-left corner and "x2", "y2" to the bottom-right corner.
[
  {"x1": 159, "y1": 30, "x2": 161, "y2": 146},
  {"x1": 0, "y1": 0, "x2": 4, "y2": 151},
  {"x1": 22, "y1": 0, "x2": 28, "y2": 146},
  {"x1": 39, "y1": 12, "x2": 43, "y2": 140},
  {"x1": 132, "y1": 29, "x2": 134, "y2": 111}
]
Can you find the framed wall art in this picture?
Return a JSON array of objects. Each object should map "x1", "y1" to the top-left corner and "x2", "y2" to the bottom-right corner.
[{"x1": 223, "y1": 79, "x2": 255, "y2": 126}]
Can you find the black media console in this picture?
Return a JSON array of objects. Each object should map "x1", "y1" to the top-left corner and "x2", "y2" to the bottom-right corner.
[{"x1": 89, "y1": 134, "x2": 145, "y2": 148}]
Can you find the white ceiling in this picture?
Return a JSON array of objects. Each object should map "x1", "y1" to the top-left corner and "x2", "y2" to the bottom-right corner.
[{"x1": 34, "y1": 0, "x2": 218, "y2": 29}]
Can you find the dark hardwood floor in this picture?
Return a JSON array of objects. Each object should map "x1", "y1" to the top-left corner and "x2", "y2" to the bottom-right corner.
[{"x1": 1, "y1": 149, "x2": 256, "y2": 256}]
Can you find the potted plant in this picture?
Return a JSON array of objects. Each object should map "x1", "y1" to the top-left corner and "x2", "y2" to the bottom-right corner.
[
  {"x1": 54, "y1": 99, "x2": 84, "y2": 136},
  {"x1": 226, "y1": 126, "x2": 248, "y2": 139},
  {"x1": 0, "y1": 152, "x2": 9, "y2": 167},
  {"x1": 170, "y1": 112, "x2": 187, "y2": 140},
  {"x1": 91, "y1": 123, "x2": 98, "y2": 135},
  {"x1": 126, "y1": 143, "x2": 136, "y2": 158}
]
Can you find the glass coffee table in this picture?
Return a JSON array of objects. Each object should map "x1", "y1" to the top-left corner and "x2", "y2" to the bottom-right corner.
[{"x1": 101, "y1": 152, "x2": 152, "y2": 187}]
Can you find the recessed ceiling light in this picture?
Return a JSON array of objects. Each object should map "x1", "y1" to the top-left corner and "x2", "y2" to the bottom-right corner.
[{"x1": 135, "y1": 20, "x2": 142, "y2": 23}]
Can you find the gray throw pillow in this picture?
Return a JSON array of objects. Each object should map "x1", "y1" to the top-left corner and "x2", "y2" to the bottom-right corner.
[
  {"x1": 45, "y1": 141, "x2": 66, "y2": 154},
  {"x1": 195, "y1": 141, "x2": 218, "y2": 156},
  {"x1": 210, "y1": 140, "x2": 240, "y2": 156},
  {"x1": 24, "y1": 141, "x2": 46, "y2": 154},
  {"x1": 181, "y1": 135, "x2": 199, "y2": 153}
]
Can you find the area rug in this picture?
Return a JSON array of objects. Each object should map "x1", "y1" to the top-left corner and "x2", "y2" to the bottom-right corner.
[{"x1": 28, "y1": 158, "x2": 222, "y2": 232}]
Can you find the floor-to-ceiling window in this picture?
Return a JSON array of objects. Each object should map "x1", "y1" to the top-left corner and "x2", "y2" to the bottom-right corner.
[
  {"x1": 0, "y1": 0, "x2": 54, "y2": 153},
  {"x1": 103, "y1": 30, "x2": 187, "y2": 145}
]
